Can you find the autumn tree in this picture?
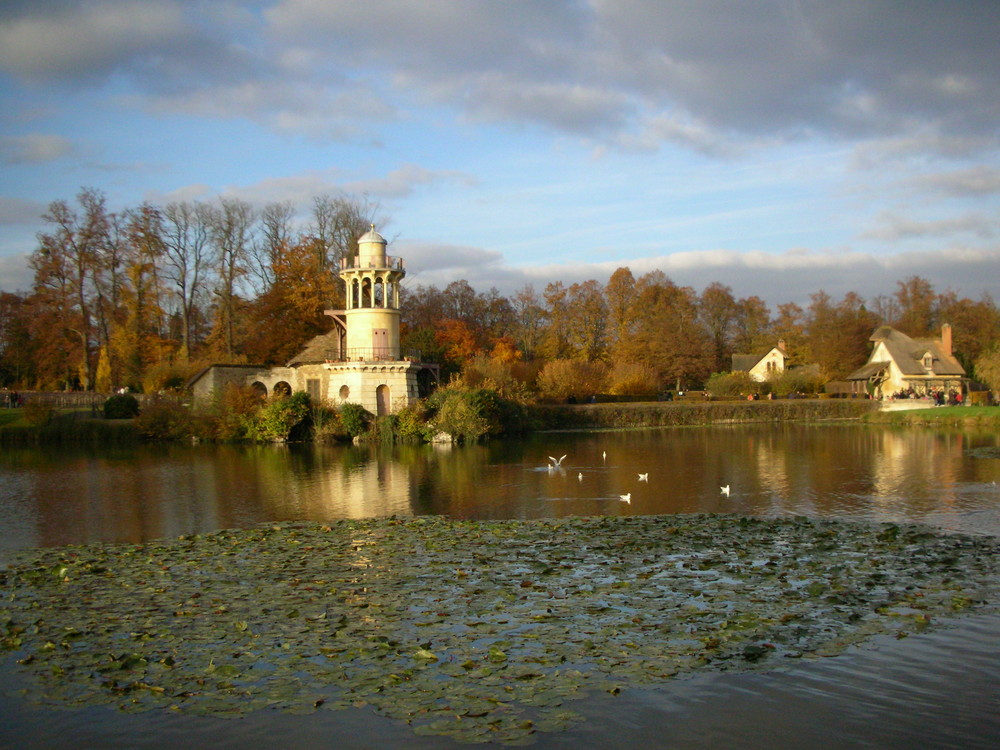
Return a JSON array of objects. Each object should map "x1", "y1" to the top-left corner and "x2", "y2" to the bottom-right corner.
[
  {"x1": 605, "y1": 267, "x2": 637, "y2": 359},
  {"x1": 699, "y1": 282, "x2": 739, "y2": 373},
  {"x1": 803, "y1": 291, "x2": 877, "y2": 379},
  {"x1": 207, "y1": 198, "x2": 255, "y2": 360},
  {"x1": 510, "y1": 284, "x2": 546, "y2": 360},
  {"x1": 617, "y1": 272, "x2": 712, "y2": 390},
  {"x1": 310, "y1": 194, "x2": 379, "y2": 285},
  {"x1": 936, "y1": 290, "x2": 1000, "y2": 371},
  {"x1": 243, "y1": 236, "x2": 341, "y2": 364},
  {"x1": 894, "y1": 276, "x2": 936, "y2": 336},
  {"x1": 973, "y1": 344, "x2": 1000, "y2": 399},
  {"x1": 161, "y1": 201, "x2": 213, "y2": 360},
  {"x1": 0, "y1": 292, "x2": 33, "y2": 386},
  {"x1": 111, "y1": 204, "x2": 169, "y2": 388},
  {"x1": 731, "y1": 295, "x2": 772, "y2": 355},
  {"x1": 538, "y1": 282, "x2": 572, "y2": 360},
  {"x1": 771, "y1": 302, "x2": 807, "y2": 362},
  {"x1": 563, "y1": 279, "x2": 608, "y2": 361},
  {"x1": 32, "y1": 188, "x2": 111, "y2": 388}
]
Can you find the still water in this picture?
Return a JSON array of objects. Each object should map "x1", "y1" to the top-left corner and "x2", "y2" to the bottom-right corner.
[
  {"x1": 2, "y1": 424, "x2": 1000, "y2": 749},
  {"x1": 2, "y1": 424, "x2": 1000, "y2": 553}
]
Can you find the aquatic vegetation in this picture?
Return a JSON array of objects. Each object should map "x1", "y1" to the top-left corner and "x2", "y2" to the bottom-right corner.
[{"x1": 2, "y1": 515, "x2": 998, "y2": 745}]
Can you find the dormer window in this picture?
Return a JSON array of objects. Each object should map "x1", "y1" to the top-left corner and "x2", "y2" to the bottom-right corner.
[{"x1": 922, "y1": 353, "x2": 934, "y2": 370}]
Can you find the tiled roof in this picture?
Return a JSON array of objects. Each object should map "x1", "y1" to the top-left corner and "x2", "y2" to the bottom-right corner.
[
  {"x1": 848, "y1": 326, "x2": 965, "y2": 380},
  {"x1": 286, "y1": 330, "x2": 341, "y2": 366}
]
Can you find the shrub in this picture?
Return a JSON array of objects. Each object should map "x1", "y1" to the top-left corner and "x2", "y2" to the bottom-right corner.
[
  {"x1": 394, "y1": 401, "x2": 432, "y2": 441},
  {"x1": 207, "y1": 385, "x2": 264, "y2": 441},
  {"x1": 311, "y1": 403, "x2": 347, "y2": 442},
  {"x1": 426, "y1": 386, "x2": 527, "y2": 442},
  {"x1": 247, "y1": 391, "x2": 312, "y2": 442},
  {"x1": 537, "y1": 359, "x2": 607, "y2": 402},
  {"x1": 606, "y1": 361, "x2": 660, "y2": 397},
  {"x1": 770, "y1": 366, "x2": 825, "y2": 396},
  {"x1": 103, "y1": 393, "x2": 140, "y2": 419},
  {"x1": 339, "y1": 402, "x2": 373, "y2": 437},
  {"x1": 134, "y1": 396, "x2": 194, "y2": 440},
  {"x1": 22, "y1": 398, "x2": 55, "y2": 427},
  {"x1": 704, "y1": 371, "x2": 758, "y2": 398},
  {"x1": 142, "y1": 361, "x2": 191, "y2": 394}
]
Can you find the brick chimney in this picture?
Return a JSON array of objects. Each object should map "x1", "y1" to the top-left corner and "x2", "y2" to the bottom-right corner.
[{"x1": 940, "y1": 323, "x2": 952, "y2": 357}]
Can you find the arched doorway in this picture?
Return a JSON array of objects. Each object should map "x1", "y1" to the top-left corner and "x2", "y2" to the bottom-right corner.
[
  {"x1": 250, "y1": 381, "x2": 267, "y2": 400},
  {"x1": 339, "y1": 384, "x2": 350, "y2": 402},
  {"x1": 376, "y1": 384, "x2": 390, "y2": 416},
  {"x1": 273, "y1": 381, "x2": 292, "y2": 398}
]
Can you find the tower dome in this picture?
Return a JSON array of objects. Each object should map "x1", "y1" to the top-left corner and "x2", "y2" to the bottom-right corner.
[{"x1": 358, "y1": 225, "x2": 386, "y2": 245}]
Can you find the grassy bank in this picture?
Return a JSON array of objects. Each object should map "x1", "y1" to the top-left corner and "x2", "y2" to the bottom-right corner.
[
  {"x1": 0, "y1": 408, "x2": 139, "y2": 446},
  {"x1": 530, "y1": 398, "x2": 877, "y2": 430},
  {"x1": 864, "y1": 404, "x2": 1000, "y2": 428}
]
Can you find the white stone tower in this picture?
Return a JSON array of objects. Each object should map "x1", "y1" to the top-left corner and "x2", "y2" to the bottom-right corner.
[{"x1": 325, "y1": 226, "x2": 428, "y2": 415}]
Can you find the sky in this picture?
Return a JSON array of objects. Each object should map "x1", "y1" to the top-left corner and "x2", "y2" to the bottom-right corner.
[{"x1": 1, "y1": 1, "x2": 999, "y2": 310}]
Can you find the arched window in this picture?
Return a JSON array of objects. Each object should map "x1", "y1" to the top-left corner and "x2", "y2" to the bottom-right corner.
[
  {"x1": 376, "y1": 384, "x2": 390, "y2": 416},
  {"x1": 250, "y1": 381, "x2": 267, "y2": 400},
  {"x1": 339, "y1": 385, "x2": 350, "y2": 401},
  {"x1": 274, "y1": 381, "x2": 292, "y2": 398}
]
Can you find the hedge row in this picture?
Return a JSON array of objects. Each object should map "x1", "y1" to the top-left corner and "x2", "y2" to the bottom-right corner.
[{"x1": 529, "y1": 398, "x2": 877, "y2": 430}]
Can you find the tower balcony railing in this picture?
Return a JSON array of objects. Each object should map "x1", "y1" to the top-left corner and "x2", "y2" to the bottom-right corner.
[
  {"x1": 340, "y1": 255, "x2": 405, "y2": 271},
  {"x1": 324, "y1": 347, "x2": 423, "y2": 363}
]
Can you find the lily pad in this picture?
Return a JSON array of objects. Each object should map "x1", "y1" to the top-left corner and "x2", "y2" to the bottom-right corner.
[{"x1": 1, "y1": 515, "x2": 999, "y2": 745}]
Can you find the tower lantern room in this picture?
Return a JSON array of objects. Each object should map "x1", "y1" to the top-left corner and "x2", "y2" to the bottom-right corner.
[{"x1": 339, "y1": 225, "x2": 405, "y2": 360}]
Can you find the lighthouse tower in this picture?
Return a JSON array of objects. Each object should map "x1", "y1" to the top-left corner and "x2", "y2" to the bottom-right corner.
[
  {"x1": 341, "y1": 225, "x2": 404, "y2": 358},
  {"x1": 326, "y1": 226, "x2": 428, "y2": 415}
]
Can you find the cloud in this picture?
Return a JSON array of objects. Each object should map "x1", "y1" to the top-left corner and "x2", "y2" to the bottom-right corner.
[
  {"x1": 399, "y1": 241, "x2": 504, "y2": 276},
  {"x1": 6, "y1": 1, "x2": 999, "y2": 157},
  {"x1": 863, "y1": 212, "x2": 998, "y2": 241},
  {"x1": 0, "y1": 251, "x2": 33, "y2": 293},
  {"x1": 344, "y1": 164, "x2": 477, "y2": 199},
  {"x1": 0, "y1": 196, "x2": 47, "y2": 224},
  {"x1": 914, "y1": 167, "x2": 1000, "y2": 197},
  {"x1": 135, "y1": 79, "x2": 396, "y2": 141},
  {"x1": 0, "y1": 134, "x2": 74, "y2": 164},
  {"x1": 0, "y1": 1, "x2": 190, "y2": 81},
  {"x1": 397, "y1": 240, "x2": 1000, "y2": 309}
]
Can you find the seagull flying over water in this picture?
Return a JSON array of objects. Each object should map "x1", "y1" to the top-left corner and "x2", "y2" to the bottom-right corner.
[
  {"x1": 619, "y1": 493, "x2": 631, "y2": 503},
  {"x1": 638, "y1": 473, "x2": 648, "y2": 482},
  {"x1": 721, "y1": 485, "x2": 731, "y2": 497}
]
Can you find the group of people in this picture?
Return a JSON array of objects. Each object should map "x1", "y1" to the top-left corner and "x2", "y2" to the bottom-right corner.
[
  {"x1": 889, "y1": 386, "x2": 963, "y2": 405},
  {"x1": 1, "y1": 387, "x2": 22, "y2": 408}
]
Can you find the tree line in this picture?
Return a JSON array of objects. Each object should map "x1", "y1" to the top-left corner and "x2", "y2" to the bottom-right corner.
[{"x1": 2, "y1": 187, "x2": 999, "y2": 397}]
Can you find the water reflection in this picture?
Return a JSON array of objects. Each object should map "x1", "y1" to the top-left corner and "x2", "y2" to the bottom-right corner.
[{"x1": 1, "y1": 424, "x2": 999, "y2": 553}]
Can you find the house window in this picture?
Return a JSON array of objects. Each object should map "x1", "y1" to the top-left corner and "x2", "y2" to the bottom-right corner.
[
  {"x1": 306, "y1": 379, "x2": 320, "y2": 400},
  {"x1": 923, "y1": 354, "x2": 933, "y2": 370}
]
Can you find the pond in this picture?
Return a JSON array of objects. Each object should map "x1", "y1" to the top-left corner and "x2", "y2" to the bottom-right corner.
[{"x1": 2, "y1": 423, "x2": 1000, "y2": 748}]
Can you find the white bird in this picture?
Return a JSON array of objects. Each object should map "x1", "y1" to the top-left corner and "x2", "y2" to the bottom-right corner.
[
  {"x1": 619, "y1": 493, "x2": 631, "y2": 503},
  {"x1": 578, "y1": 472, "x2": 583, "y2": 481},
  {"x1": 549, "y1": 454, "x2": 567, "y2": 468},
  {"x1": 638, "y1": 473, "x2": 648, "y2": 482},
  {"x1": 720, "y1": 485, "x2": 731, "y2": 497},
  {"x1": 602, "y1": 451, "x2": 607, "y2": 460}
]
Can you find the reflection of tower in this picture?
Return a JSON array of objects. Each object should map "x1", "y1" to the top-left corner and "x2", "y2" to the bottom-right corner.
[{"x1": 326, "y1": 226, "x2": 437, "y2": 415}]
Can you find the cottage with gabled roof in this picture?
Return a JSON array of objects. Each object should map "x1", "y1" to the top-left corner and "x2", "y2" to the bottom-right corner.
[
  {"x1": 847, "y1": 324, "x2": 965, "y2": 400},
  {"x1": 731, "y1": 340, "x2": 788, "y2": 382}
]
